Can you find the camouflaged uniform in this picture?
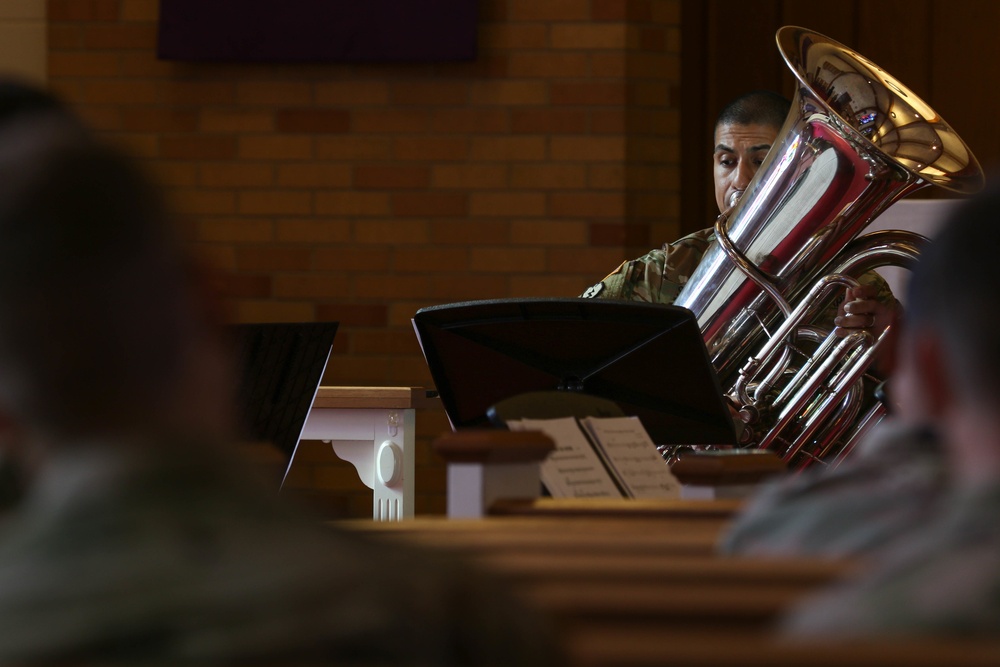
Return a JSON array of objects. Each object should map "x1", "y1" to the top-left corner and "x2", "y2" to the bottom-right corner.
[
  {"x1": 580, "y1": 228, "x2": 896, "y2": 327},
  {"x1": 719, "y1": 421, "x2": 946, "y2": 558},
  {"x1": 783, "y1": 475, "x2": 1000, "y2": 637}
]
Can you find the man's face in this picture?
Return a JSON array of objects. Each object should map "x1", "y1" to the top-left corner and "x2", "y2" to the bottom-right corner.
[{"x1": 713, "y1": 122, "x2": 780, "y2": 214}]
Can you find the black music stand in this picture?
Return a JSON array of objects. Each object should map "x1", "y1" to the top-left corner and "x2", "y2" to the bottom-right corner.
[
  {"x1": 229, "y1": 322, "x2": 339, "y2": 485},
  {"x1": 412, "y1": 299, "x2": 736, "y2": 446}
]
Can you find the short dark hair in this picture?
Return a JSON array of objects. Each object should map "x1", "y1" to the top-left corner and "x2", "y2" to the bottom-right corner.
[
  {"x1": 715, "y1": 90, "x2": 791, "y2": 133},
  {"x1": 907, "y1": 184, "x2": 1000, "y2": 400},
  {"x1": 0, "y1": 117, "x2": 196, "y2": 437}
]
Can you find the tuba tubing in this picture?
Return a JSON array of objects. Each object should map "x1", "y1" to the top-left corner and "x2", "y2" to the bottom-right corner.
[{"x1": 674, "y1": 27, "x2": 984, "y2": 465}]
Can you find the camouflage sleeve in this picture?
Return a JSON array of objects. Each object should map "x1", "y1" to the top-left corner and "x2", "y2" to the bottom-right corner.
[{"x1": 579, "y1": 228, "x2": 715, "y2": 305}]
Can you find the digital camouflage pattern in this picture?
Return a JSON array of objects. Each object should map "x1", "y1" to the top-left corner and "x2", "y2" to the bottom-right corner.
[{"x1": 580, "y1": 227, "x2": 896, "y2": 329}]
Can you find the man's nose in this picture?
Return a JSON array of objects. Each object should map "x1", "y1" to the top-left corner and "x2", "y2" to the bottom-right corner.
[{"x1": 733, "y1": 159, "x2": 755, "y2": 189}]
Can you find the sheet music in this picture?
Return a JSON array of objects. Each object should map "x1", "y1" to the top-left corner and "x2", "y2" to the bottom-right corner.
[
  {"x1": 507, "y1": 417, "x2": 621, "y2": 498},
  {"x1": 580, "y1": 416, "x2": 681, "y2": 499}
]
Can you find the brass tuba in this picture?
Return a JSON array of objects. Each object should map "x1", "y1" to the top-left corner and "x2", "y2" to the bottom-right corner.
[{"x1": 674, "y1": 27, "x2": 984, "y2": 467}]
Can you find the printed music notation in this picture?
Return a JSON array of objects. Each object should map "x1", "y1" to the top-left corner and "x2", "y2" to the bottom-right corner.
[
  {"x1": 580, "y1": 416, "x2": 681, "y2": 499},
  {"x1": 507, "y1": 417, "x2": 621, "y2": 498},
  {"x1": 507, "y1": 415, "x2": 680, "y2": 499}
]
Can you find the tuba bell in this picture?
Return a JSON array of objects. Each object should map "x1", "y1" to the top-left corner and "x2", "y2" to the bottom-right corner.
[{"x1": 674, "y1": 26, "x2": 984, "y2": 467}]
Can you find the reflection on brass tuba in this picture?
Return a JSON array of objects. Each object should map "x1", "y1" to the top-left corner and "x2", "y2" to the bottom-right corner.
[{"x1": 674, "y1": 27, "x2": 984, "y2": 467}]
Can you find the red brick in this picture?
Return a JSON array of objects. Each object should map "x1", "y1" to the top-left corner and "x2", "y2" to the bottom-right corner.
[
  {"x1": 548, "y1": 247, "x2": 628, "y2": 274},
  {"x1": 314, "y1": 192, "x2": 391, "y2": 216},
  {"x1": 275, "y1": 108, "x2": 351, "y2": 134},
  {"x1": 273, "y1": 274, "x2": 350, "y2": 300},
  {"x1": 428, "y1": 109, "x2": 508, "y2": 134},
  {"x1": 629, "y1": 192, "x2": 677, "y2": 219},
  {"x1": 49, "y1": 0, "x2": 119, "y2": 21},
  {"x1": 121, "y1": 0, "x2": 159, "y2": 21},
  {"x1": 200, "y1": 163, "x2": 274, "y2": 188},
  {"x1": 507, "y1": 52, "x2": 589, "y2": 78},
  {"x1": 626, "y1": 137, "x2": 677, "y2": 162},
  {"x1": 591, "y1": 0, "x2": 625, "y2": 20},
  {"x1": 48, "y1": 24, "x2": 82, "y2": 49},
  {"x1": 171, "y1": 189, "x2": 237, "y2": 216},
  {"x1": 550, "y1": 192, "x2": 625, "y2": 218},
  {"x1": 83, "y1": 23, "x2": 157, "y2": 49},
  {"x1": 197, "y1": 218, "x2": 274, "y2": 243},
  {"x1": 433, "y1": 55, "x2": 509, "y2": 80},
  {"x1": 312, "y1": 247, "x2": 392, "y2": 272},
  {"x1": 352, "y1": 109, "x2": 428, "y2": 133},
  {"x1": 160, "y1": 135, "x2": 237, "y2": 160},
  {"x1": 508, "y1": 0, "x2": 589, "y2": 19},
  {"x1": 351, "y1": 274, "x2": 431, "y2": 302},
  {"x1": 121, "y1": 108, "x2": 199, "y2": 132},
  {"x1": 469, "y1": 81, "x2": 547, "y2": 106},
  {"x1": 239, "y1": 191, "x2": 312, "y2": 216},
  {"x1": 479, "y1": 0, "x2": 508, "y2": 21},
  {"x1": 232, "y1": 300, "x2": 315, "y2": 324},
  {"x1": 550, "y1": 24, "x2": 627, "y2": 49},
  {"x1": 431, "y1": 164, "x2": 508, "y2": 189},
  {"x1": 236, "y1": 247, "x2": 312, "y2": 272},
  {"x1": 430, "y1": 220, "x2": 509, "y2": 245},
  {"x1": 118, "y1": 52, "x2": 179, "y2": 77},
  {"x1": 159, "y1": 82, "x2": 236, "y2": 106},
  {"x1": 74, "y1": 105, "x2": 122, "y2": 131},
  {"x1": 353, "y1": 219, "x2": 429, "y2": 244},
  {"x1": 213, "y1": 273, "x2": 272, "y2": 299},
  {"x1": 511, "y1": 109, "x2": 587, "y2": 134},
  {"x1": 355, "y1": 165, "x2": 429, "y2": 190},
  {"x1": 83, "y1": 80, "x2": 157, "y2": 104},
  {"x1": 349, "y1": 329, "x2": 421, "y2": 355},
  {"x1": 652, "y1": 0, "x2": 681, "y2": 23},
  {"x1": 510, "y1": 164, "x2": 586, "y2": 189},
  {"x1": 511, "y1": 275, "x2": 590, "y2": 297},
  {"x1": 200, "y1": 109, "x2": 274, "y2": 133},
  {"x1": 276, "y1": 163, "x2": 352, "y2": 189},
  {"x1": 392, "y1": 137, "x2": 468, "y2": 161},
  {"x1": 238, "y1": 136, "x2": 313, "y2": 160},
  {"x1": 316, "y1": 137, "x2": 391, "y2": 160},
  {"x1": 314, "y1": 81, "x2": 389, "y2": 106},
  {"x1": 469, "y1": 248, "x2": 546, "y2": 272},
  {"x1": 394, "y1": 248, "x2": 469, "y2": 273},
  {"x1": 590, "y1": 223, "x2": 652, "y2": 247},
  {"x1": 469, "y1": 136, "x2": 546, "y2": 161},
  {"x1": 591, "y1": 109, "x2": 626, "y2": 134},
  {"x1": 427, "y1": 274, "x2": 509, "y2": 300},
  {"x1": 276, "y1": 219, "x2": 351, "y2": 243},
  {"x1": 478, "y1": 24, "x2": 547, "y2": 50},
  {"x1": 628, "y1": 82, "x2": 671, "y2": 107},
  {"x1": 391, "y1": 82, "x2": 468, "y2": 106},
  {"x1": 148, "y1": 161, "x2": 198, "y2": 188},
  {"x1": 627, "y1": 53, "x2": 678, "y2": 80},
  {"x1": 551, "y1": 82, "x2": 626, "y2": 106},
  {"x1": 48, "y1": 52, "x2": 119, "y2": 77},
  {"x1": 511, "y1": 220, "x2": 588, "y2": 245},
  {"x1": 315, "y1": 304, "x2": 388, "y2": 327},
  {"x1": 469, "y1": 193, "x2": 546, "y2": 218},
  {"x1": 237, "y1": 82, "x2": 312, "y2": 105},
  {"x1": 109, "y1": 133, "x2": 158, "y2": 159},
  {"x1": 640, "y1": 26, "x2": 667, "y2": 51},
  {"x1": 550, "y1": 136, "x2": 625, "y2": 161},
  {"x1": 392, "y1": 193, "x2": 467, "y2": 218},
  {"x1": 588, "y1": 164, "x2": 626, "y2": 189},
  {"x1": 591, "y1": 53, "x2": 626, "y2": 77},
  {"x1": 189, "y1": 244, "x2": 237, "y2": 272}
]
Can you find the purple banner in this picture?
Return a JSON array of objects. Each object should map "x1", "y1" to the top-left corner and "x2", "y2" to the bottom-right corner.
[{"x1": 158, "y1": 0, "x2": 478, "y2": 63}]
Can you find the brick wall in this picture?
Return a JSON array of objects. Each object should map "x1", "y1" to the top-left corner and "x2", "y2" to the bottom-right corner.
[{"x1": 47, "y1": 0, "x2": 682, "y2": 516}]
